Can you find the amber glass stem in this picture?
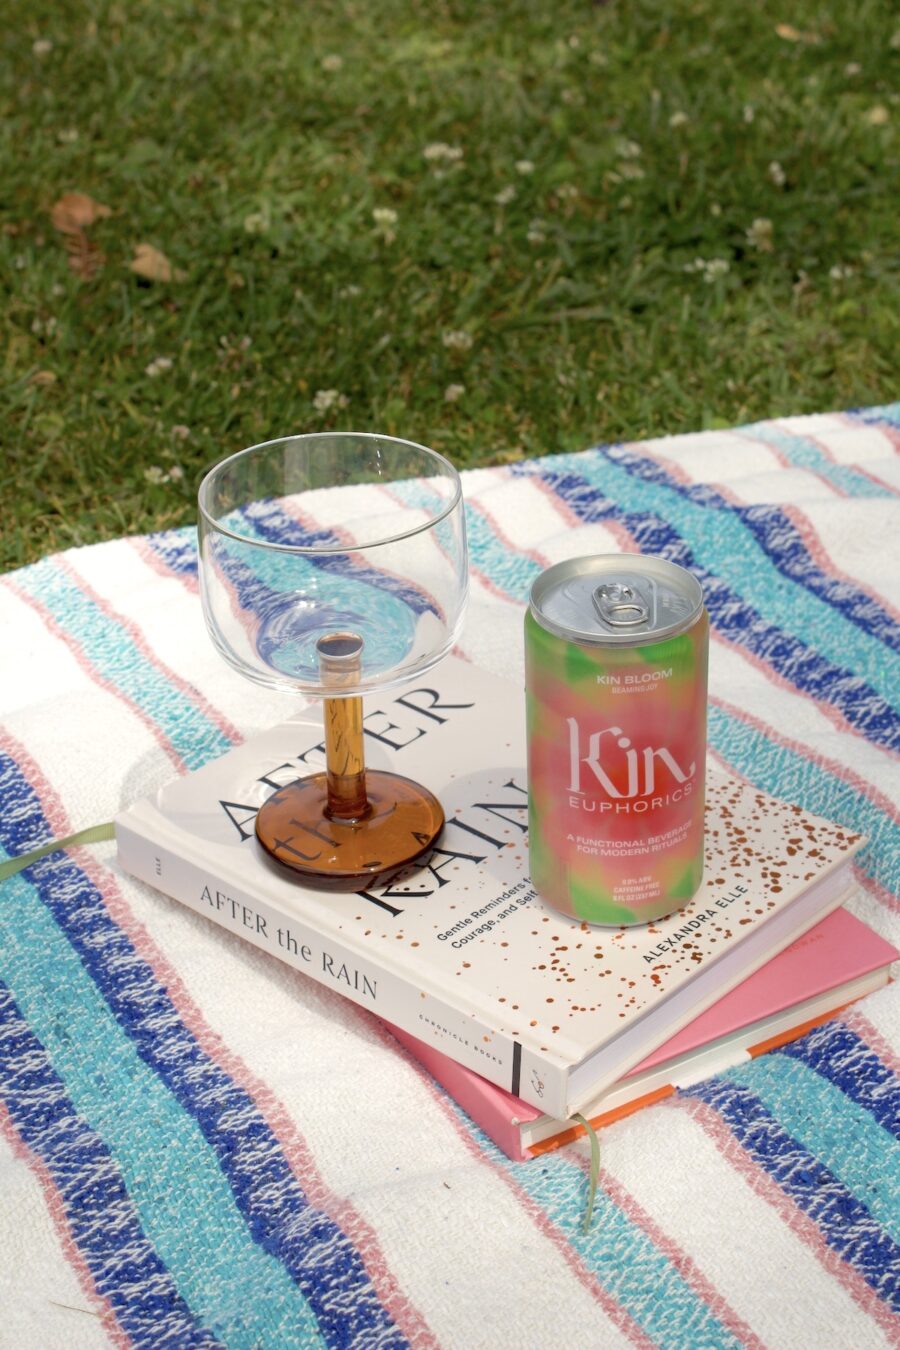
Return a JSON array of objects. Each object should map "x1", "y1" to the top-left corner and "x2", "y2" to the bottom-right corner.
[{"x1": 317, "y1": 633, "x2": 369, "y2": 820}]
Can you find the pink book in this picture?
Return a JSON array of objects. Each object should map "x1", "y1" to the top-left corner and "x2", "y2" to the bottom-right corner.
[{"x1": 386, "y1": 907, "x2": 896, "y2": 1161}]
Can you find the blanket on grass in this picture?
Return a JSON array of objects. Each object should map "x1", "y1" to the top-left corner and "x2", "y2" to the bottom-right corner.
[{"x1": 1, "y1": 406, "x2": 898, "y2": 1349}]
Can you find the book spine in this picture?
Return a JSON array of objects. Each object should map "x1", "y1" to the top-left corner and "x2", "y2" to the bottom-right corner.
[{"x1": 115, "y1": 819, "x2": 572, "y2": 1117}]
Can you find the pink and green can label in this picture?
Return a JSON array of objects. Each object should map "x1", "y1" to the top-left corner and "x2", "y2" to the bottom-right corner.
[{"x1": 525, "y1": 555, "x2": 708, "y2": 926}]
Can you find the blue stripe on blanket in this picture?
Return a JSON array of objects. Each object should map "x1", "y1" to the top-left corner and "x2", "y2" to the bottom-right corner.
[
  {"x1": 735, "y1": 1055, "x2": 900, "y2": 1245},
  {"x1": 735, "y1": 422, "x2": 895, "y2": 498},
  {"x1": 0, "y1": 752, "x2": 408, "y2": 1350},
  {"x1": 515, "y1": 456, "x2": 899, "y2": 743},
  {"x1": 520, "y1": 450, "x2": 900, "y2": 729},
  {"x1": 0, "y1": 865, "x2": 331, "y2": 1349},
  {"x1": 0, "y1": 980, "x2": 223, "y2": 1349},
  {"x1": 855, "y1": 403, "x2": 900, "y2": 431},
  {"x1": 147, "y1": 526, "x2": 199, "y2": 578},
  {"x1": 706, "y1": 704, "x2": 897, "y2": 895},
  {"x1": 684, "y1": 1075, "x2": 900, "y2": 1311},
  {"x1": 596, "y1": 445, "x2": 900, "y2": 656},
  {"x1": 11, "y1": 559, "x2": 231, "y2": 771},
  {"x1": 776, "y1": 1022, "x2": 900, "y2": 1140},
  {"x1": 451, "y1": 1105, "x2": 746, "y2": 1349}
]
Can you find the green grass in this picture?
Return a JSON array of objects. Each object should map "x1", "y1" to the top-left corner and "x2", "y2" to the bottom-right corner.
[{"x1": 3, "y1": 0, "x2": 898, "y2": 569}]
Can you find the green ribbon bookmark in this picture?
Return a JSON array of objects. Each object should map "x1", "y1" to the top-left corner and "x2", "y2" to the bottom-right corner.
[
  {"x1": 572, "y1": 1113, "x2": 601, "y2": 1234},
  {"x1": 0, "y1": 822, "x2": 116, "y2": 882}
]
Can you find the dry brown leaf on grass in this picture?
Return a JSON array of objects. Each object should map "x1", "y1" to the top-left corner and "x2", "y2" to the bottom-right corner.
[
  {"x1": 50, "y1": 191, "x2": 111, "y2": 278},
  {"x1": 50, "y1": 192, "x2": 111, "y2": 234},
  {"x1": 129, "y1": 243, "x2": 185, "y2": 283},
  {"x1": 775, "y1": 23, "x2": 821, "y2": 43}
]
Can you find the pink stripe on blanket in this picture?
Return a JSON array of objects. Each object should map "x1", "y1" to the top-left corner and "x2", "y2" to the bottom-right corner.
[
  {"x1": 572, "y1": 1154, "x2": 767, "y2": 1350},
  {"x1": 837, "y1": 413, "x2": 900, "y2": 459},
  {"x1": 4, "y1": 578, "x2": 189, "y2": 775},
  {"x1": 131, "y1": 536, "x2": 199, "y2": 593}
]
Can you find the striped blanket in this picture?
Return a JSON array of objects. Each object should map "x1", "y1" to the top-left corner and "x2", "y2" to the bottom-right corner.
[{"x1": 1, "y1": 406, "x2": 898, "y2": 1349}]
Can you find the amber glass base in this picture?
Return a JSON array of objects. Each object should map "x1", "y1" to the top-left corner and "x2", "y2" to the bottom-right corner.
[{"x1": 255, "y1": 770, "x2": 444, "y2": 891}]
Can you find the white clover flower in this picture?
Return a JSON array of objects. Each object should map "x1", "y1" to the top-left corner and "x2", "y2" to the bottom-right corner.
[
  {"x1": 526, "y1": 220, "x2": 547, "y2": 243},
  {"x1": 423, "y1": 143, "x2": 464, "y2": 163},
  {"x1": 669, "y1": 111, "x2": 689, "y2": 128},
  {"x1": 683, "y1": 257, "x2": 730, "y2": 281},
  {"x1": 32, "y1": 38, "x2": 53, "y2": 56},
  {"x1": 556, "y1": 183, "x2": 579, "y2": 200},
  {"x1": 746, "y1": 217, "x2": 774, "y2": 252},
  {"x1": 145, "y1": 356, "x2": 173, "y2": 377},
  {"x1": 171, "y1": 424, "x2": 191, "y2": 441},
  {"x1": 743, "y1": 104, "x2": 755, "y2": 124},
  {"x1": 444, "y1": 383, "x2": 465, "y2": 402},
  {"x1": 768, "y1": 161, "x2": 787, "y2": 188},
  {"x1": 866, "y1": 105, "x2": 890, "y2": 126},
  {"x1": 442, "y1": 330, "x2": 473, "y2": 351},
  {"x1": 494, "y1": 185, "x2": 517, "y2": 205},
  {"x1": 339, "y1": 283, "x2": 362, "y2": 298},
  {"x1": 313, "y1": 388, "x2": 349, "y2": 412},
  {"x1": 167, "y1": 464, "x2": 185, "y2": 482},
  {"x1": 515, "y1": 159, "x2": 535, "y2": 175},
  {"x1": 372, "y1": 207, "x2": 398, "y2": 242},
  {"x1": 144, "y1": 465, "x2": 166, "y2": 484},
  {"x1": 243, "y1": 212, "x2": 267, "y2": 234},
  {"x1": 710, "y1": 202, "x2": 722, "y2": 216},
  {"x1": 829, "y1": 263, "x2": 854, "y2": 281},
  {"x1": 703, "y1": 259, "x2": 730, "y2": 281},
  {"x1": 321, "y1": 54, "x2": 343, "y2": 71},
  {"x1": 57, "y1": 128, "x2": 79, "y2": 144},
  {"x1": 616, "y1": 138, "x2": 642, "y2": 159},
  {"x1": 844, "y1": 62, "x2": 861, "y2": 77}
]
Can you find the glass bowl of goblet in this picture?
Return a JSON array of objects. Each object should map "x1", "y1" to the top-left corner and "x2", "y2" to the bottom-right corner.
[{"x1": 197, "y1": 432, "x2": 468, "y2": 890}]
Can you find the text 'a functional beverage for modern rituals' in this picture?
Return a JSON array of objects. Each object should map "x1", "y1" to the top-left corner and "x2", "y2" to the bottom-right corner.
[{"x1": 525, "y1": 555, "x2": 708, "y2": 926}]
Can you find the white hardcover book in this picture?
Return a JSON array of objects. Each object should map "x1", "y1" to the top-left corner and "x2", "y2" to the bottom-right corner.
[{"x1": 115, "y1": 657, "x2": 864, "y2": 1118}]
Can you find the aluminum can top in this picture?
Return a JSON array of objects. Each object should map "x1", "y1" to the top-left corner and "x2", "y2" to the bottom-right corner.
[{"x1": 529, "y1": 554, "x2": 704, "y2": 647}]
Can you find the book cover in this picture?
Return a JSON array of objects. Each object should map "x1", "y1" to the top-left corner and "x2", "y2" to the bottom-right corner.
[
  {"x1": 385, "y1": 907, "x2": 897, "y2": 1159},
  {"x1": 114, "y1": 657, "x2": 865, "y2": 1118}
]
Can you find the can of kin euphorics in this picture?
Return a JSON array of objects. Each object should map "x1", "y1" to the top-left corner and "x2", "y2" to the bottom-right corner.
[{"x1": 525, "y1": 554, "x2": 708, "y2": 926}]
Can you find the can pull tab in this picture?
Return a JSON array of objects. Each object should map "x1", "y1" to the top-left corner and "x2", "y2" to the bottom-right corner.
[{"x1": 592, "y1": 582, "x2": 649, "y2": 628}]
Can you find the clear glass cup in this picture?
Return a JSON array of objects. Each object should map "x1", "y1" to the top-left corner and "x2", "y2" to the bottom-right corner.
[{"x1": 198, "y1": 433, "x2": 468, "y2": 890}]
